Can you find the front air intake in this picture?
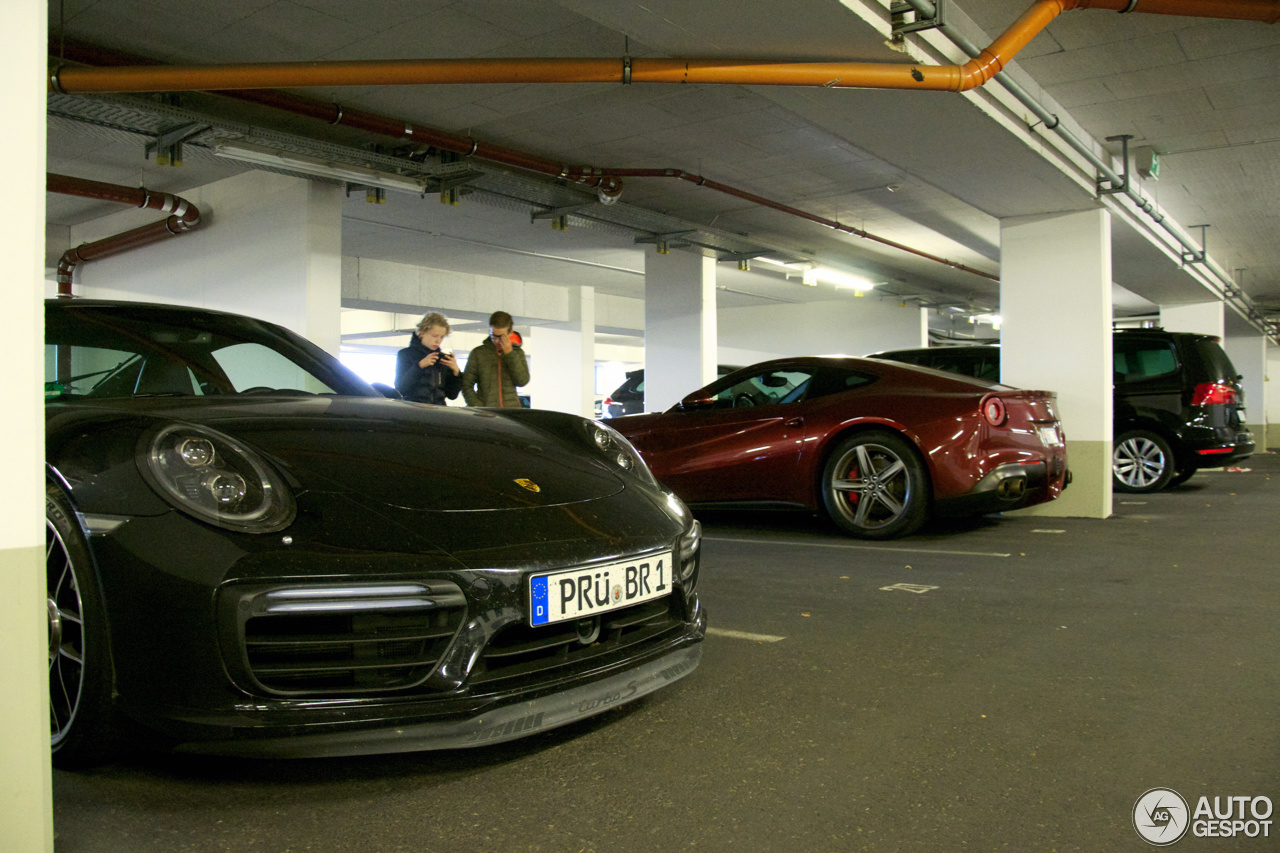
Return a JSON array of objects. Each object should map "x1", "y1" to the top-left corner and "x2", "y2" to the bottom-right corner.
[{"x1": 222, "y1": 581, "x2": 467, "y2": 696}]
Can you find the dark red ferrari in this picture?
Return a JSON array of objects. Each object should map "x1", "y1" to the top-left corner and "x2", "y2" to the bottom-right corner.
[{"x1": 609, "y1": 357, "x2": 1069, "y2": 539}]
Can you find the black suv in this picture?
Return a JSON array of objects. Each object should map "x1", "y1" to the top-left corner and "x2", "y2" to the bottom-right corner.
[{"x1": 870, "y1": 330, "x2": 1254, "y2": 493}]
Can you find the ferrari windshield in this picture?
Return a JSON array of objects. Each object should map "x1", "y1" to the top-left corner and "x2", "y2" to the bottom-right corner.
[{"x1": 44, "y1": 301, "x2": 377, "y2": 400}]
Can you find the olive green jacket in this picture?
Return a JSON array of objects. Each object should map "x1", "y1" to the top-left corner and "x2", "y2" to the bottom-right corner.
[{"x1": 461, "y1": 343, "x2": 529, "y2": 407}]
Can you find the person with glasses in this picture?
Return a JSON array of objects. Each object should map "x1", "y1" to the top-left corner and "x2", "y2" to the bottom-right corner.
[{"x1": 461, "y1": 310, "x2": 529, "y2": 407}]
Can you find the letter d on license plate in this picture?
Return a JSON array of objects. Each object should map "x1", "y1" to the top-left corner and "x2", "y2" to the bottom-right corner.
[{"x1": 529, "y1": 552, "x2": 672, "y2": 627}]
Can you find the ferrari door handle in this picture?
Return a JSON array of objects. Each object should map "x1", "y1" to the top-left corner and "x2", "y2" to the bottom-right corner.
[{"x1": 784, "y1": 417, "x2": 804, "y2": 428}]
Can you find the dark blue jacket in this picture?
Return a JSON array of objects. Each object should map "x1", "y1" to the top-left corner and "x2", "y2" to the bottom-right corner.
[{"x1": 395, "y1": 334, "x2": 462, "y2": 405}]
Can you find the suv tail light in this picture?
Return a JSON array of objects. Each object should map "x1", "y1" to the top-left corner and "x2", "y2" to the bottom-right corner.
[{"x1": 1191, "y1": 382, "x2": 1236, "y2": 406}]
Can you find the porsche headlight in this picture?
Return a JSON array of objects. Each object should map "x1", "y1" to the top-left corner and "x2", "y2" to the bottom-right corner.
[
  {"x1": 139, "y1": 423, "x2": 295, "y2": 533},
  {"x1": 584, "y1": 420, "x2": 658, "y2": 488}
]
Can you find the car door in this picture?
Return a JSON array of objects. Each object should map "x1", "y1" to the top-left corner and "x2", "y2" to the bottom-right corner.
[{"x1": 639, "y1": 367, "x2": 814, "y2": 504}]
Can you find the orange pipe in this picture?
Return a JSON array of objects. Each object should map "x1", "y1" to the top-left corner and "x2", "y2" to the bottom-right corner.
[{"x1": 47, "y1": 0, "x2": 1278, "y2": 96}]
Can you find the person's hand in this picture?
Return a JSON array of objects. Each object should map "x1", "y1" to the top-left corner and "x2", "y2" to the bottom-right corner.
[
  {"x1": 491, "y1": 331, "x2": 513, "y2": 355},
  {"x1": 439, "y1": 352, "x2": 460, "y2": 375},
  {"x1": 418, "y1": 351, "x2": 441, "y2": 369}
]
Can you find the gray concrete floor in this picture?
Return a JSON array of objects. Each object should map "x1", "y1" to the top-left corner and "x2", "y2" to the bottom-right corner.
[{"x1": 52, "y1": 452, "x2": 1280, "y2": 852}]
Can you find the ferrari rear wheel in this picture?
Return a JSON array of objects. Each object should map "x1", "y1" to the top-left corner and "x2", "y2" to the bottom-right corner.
[
  {"x1": 822, "y1": 431, "x2": 929, "y2": 540},
  {"x1": 47, "y1": 487, "x2": 119, "y2": 768},
  {"x1": 1113, "y1": 430, "x2": 1175, "y2": 493}
]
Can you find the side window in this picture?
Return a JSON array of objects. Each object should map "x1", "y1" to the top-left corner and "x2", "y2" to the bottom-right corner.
[
  {"x1": 45, "y1": 344, "x2": 146, "y2": 398},
  {"x1": 212, "y1": 343, "x2": 337, "y2": 394},
  {"x1": 807, "y1": 367, "x2": 877, "y2": 400},
  {"x1": 1114, "y1": 340, "x2": 1177, "y2": 382},
  {"x1": 712, "y1": 369, "x2": 814, "y2": 409}
]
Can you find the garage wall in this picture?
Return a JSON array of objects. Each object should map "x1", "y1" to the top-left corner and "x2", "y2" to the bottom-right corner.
[
  {"x1": 53, "y1": 172, "x2": 343, "y2": 353},
  {"x1": 718, "y1": 298, "x2": 924, "y2": 365}
]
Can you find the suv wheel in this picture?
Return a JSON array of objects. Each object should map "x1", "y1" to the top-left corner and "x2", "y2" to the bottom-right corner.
[{"x1": 1113, "y1": 430, "x2": 1175, "y2": 493}]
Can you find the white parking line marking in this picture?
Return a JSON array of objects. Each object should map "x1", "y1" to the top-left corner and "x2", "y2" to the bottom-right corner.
[
  {"x1": 880, "y1": 583, "x2": 939, "y2": 594},
  {"x1": 1031, "y1": 529, "x2": 1066, "y2": 533},
  {"x1": 703, "y1": 535, "x2": 1010, "y2": 558},
  {"x1": 707, "y1": 628, "x2": 787, "y2": 643}
]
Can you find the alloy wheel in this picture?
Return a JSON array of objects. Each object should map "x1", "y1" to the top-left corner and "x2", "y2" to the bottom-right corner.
[{"x1": 47, "y1": 520, "x2": 86, "y2": 747}]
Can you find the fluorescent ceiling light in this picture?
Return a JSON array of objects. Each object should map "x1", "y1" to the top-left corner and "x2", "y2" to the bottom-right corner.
[
  {"x1": 213, "y1": 140, "x2": 432, "y2": 194},
  {"x1": 754, "y1": 257, "x2": 878, "y2": 291},
  {"x1": 814, "y1": 268, "x2": 878, "y2": 291}
]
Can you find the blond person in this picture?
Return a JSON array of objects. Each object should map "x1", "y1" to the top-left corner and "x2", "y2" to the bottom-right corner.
[{"x1": 395, "y1": 313, "x2": 462, "y2": 405}]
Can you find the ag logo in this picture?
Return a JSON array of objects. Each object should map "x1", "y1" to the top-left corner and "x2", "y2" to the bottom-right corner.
[{"x1": 1134, "y1": 788, "x2": 1190, "y2": 846}]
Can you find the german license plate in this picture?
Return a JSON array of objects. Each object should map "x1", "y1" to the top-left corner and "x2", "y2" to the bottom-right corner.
[
  {"x1": 1038, "y1": 424, "x2": 1063, "y2": 446},
  {"x1": 529, "y1": 552, "x2": 672, "y2": 627}
]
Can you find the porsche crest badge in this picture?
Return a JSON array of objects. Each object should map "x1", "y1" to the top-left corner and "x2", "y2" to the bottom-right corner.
[{"x1": 514, "y1": 478, "x2": 541, "y2": 493}]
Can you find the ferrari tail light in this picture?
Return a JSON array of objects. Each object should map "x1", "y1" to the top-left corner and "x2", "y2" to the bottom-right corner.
[
  {"x1": 1191, "y1": 381, "x2": 1236, "y2": 406},
  {"x1": 981, "y1": 395, "x2": 1007, "y2": 427}
]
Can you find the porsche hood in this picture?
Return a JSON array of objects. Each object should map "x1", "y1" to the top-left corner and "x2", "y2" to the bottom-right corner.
[{"x1": 53, "y1": 396, "x2": 630, "y2": 512}]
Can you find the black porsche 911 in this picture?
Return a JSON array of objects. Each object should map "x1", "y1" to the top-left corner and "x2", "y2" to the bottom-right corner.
[{"x1": 44, "y1": 299, "x2": 705, "y2": 766}]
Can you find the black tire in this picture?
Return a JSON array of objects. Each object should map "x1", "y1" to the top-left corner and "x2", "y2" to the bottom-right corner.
[
  {"x1": 821, "y1": 431, "x2": 929, "y2": 540},
  {"x1": 1112, "y1": 430, "x2": 1176, "y2": 493},
  {"x1": 47, "y1": 486, "x2": 120, "y2": 768},
  {"x1": 1168, "y1": 467, "x2": 1196, "y2": 487}
]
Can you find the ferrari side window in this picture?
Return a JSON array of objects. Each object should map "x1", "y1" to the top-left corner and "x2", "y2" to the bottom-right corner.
[{"x1": 714, "y1": 369, "x2": 814, "y2": 409}]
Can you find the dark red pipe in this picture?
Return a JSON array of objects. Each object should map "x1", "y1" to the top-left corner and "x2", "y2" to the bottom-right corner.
[{"x1": 47, "y1": 173, "x2": 201, "y2": 296}]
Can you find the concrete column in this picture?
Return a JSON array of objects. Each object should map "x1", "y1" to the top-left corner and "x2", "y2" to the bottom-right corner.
[
  {"x1": 644, "y1": 252, "x2": 716, "y2": 412},
  {"x1": 1224, "y1": 331, "x2": 1268, "y2": 449},
  {"x1": 1161, "y1": 301, "x2": 1224, "y2": 337},
  {"x1": 1269, "y1": 347, "x2": 1280, "y2": 450},
  {"x1": 524, "y1": 286, "x2": 596, "y2": 417},
  {"x1": 2, "y1": 1, "x2": 55, "y2": 849},
  {"x1": 57, "y1": 172, "x2": 343, "y2": 354},
  {"x1": 1000, "y1": 208, "x2": 1113, "y2": 520}
]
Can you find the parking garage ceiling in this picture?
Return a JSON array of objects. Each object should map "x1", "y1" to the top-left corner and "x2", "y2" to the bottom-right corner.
[{"x1": 45, "y1": 0, "x2": 1280, "y2": 338}]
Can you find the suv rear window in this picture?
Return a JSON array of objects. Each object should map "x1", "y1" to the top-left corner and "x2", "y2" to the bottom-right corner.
[
  {"x1": 1193, "y1": 339, "x2": 1238, "y2": 381},
  {"x1": 1114, "y1": 339, "x2": 1177, "y2": 381}
]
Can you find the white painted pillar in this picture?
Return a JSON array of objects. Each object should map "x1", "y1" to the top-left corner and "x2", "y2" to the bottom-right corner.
[
  {"x1": 644, "y1": 252, "x2": 717, "y2": 413},
  {"x1": 1268, "y1": 346, "x2": 1280, "y2": 450},
  {"x1": 1224, "y1": 331, "x2": 1268, "y2": 449},
  {"x1": 1161, "y1": 301, "x2": 1224, "y2": 338},
  {"x1": 58, "y1": 172, "x2": 344, "y2": 354},
  {"x1": 524, "y1": 286, "x2": 596, "y2": 417},
  {"x1": 2, "y1": 1, "x2": 55, "y2": 849},
  {"x1": 1001, "y1": 209, "x2": 1113, "y2": 520}
]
